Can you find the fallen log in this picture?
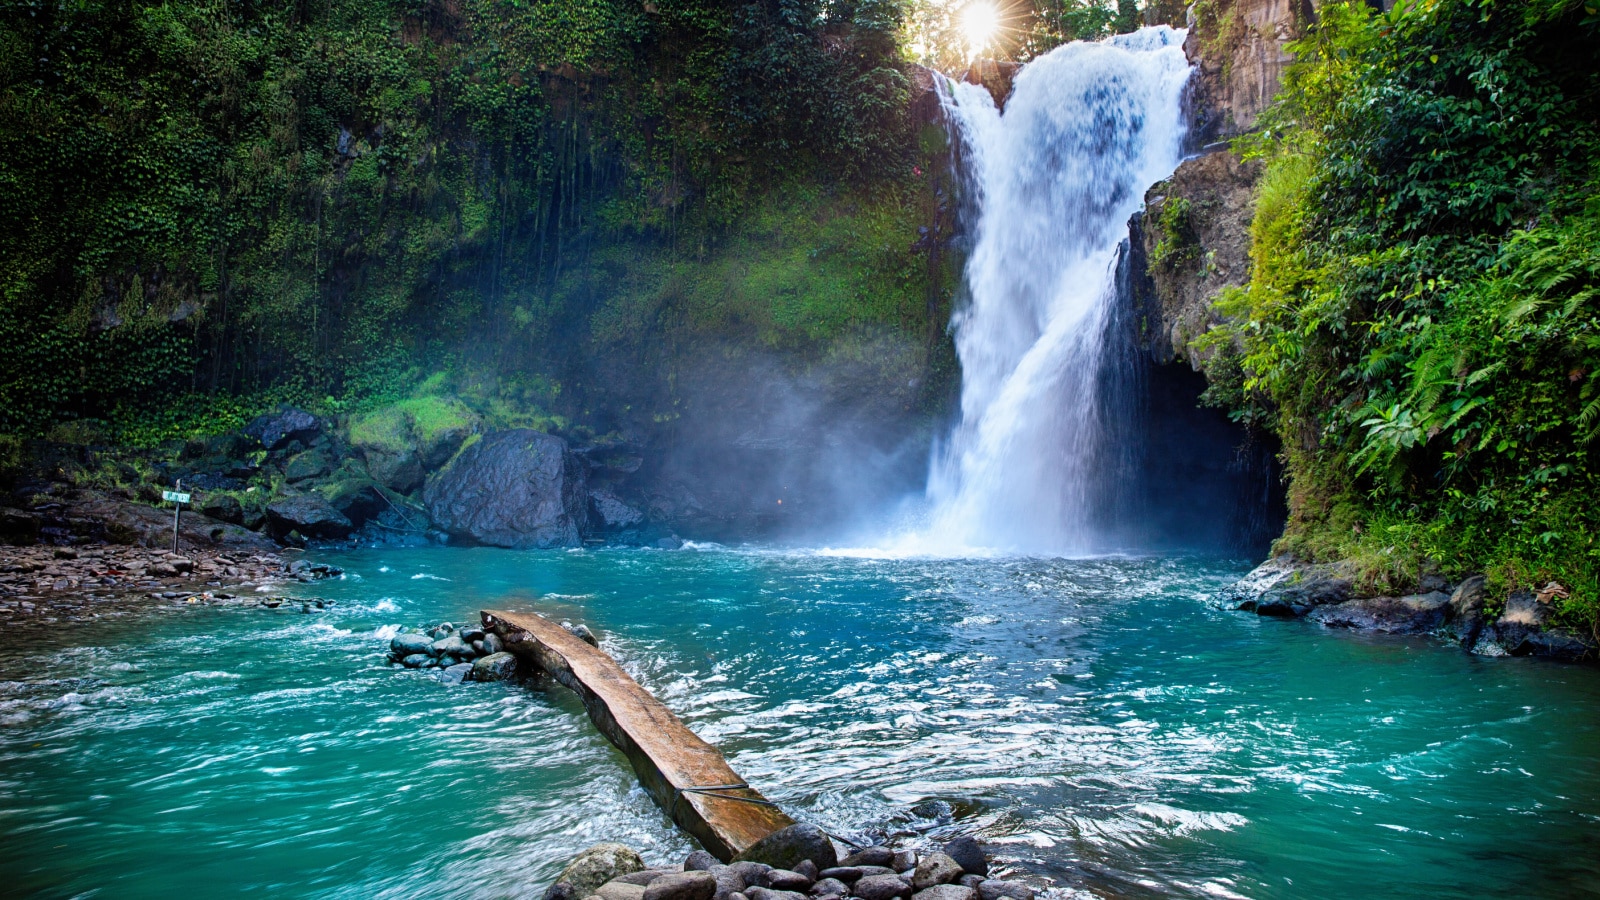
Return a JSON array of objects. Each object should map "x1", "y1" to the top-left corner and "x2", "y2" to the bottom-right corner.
[{"x1": 482, "y1": 609, "x2": 795, "y2": 860}]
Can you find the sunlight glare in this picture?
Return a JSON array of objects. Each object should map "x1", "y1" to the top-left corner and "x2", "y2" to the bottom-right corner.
[{"x1": 960, "y1": 1, "x2": 1001, "y2": 57}]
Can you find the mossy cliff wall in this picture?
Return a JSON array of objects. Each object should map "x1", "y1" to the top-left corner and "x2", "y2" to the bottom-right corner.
[{"x1": 1135, "y1": 0, "x2": 1600, "y2": 646}]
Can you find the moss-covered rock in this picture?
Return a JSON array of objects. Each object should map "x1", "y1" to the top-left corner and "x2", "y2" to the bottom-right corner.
[
  {"x1": 283, "y1": 449, "x2": 333, "y2": 483},
  {"x1": 348, "y1": 397, "x2": 479, "y2": 493}
]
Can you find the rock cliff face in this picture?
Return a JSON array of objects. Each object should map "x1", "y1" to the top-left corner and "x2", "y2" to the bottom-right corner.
[
  {"x1": 1185, "y1": 0, "x2": 1315, "y2": 142},
  {"x1": 1128, "y1": 0, "x2": 1313, "y2": 368},
  {"x1": 1132, "y1": 149, "x2": 1262, "y2": 367}
]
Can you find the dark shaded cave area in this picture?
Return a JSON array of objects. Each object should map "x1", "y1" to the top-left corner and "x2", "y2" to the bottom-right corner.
[{"x1": 1131, "y1": 361, "x2": 1286, "y2": 557}]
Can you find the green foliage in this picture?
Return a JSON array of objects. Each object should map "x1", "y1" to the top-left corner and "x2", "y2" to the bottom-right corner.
[
  {"x1": 0, "y1": 433, "x2": 21, "y2": 477},
  {"x1": 109, "y1": 390, "x2": 309, "y2": 448},
  {"x1": 1149, "y1": 196, "x2": 1197, "y2": 268},
  {"x1": 0, "y1": 0, "x2": 941, "y2": 439},
  {"x1": 1210, "y1": 0, "x2": 1600, "y2": 631}
]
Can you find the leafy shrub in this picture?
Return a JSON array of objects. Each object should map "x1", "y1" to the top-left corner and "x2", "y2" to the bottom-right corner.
[{"x1": 1211, "y1": 0, "x2": 1600, "y2": 630}]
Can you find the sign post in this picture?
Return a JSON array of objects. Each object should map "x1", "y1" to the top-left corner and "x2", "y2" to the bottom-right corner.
[{"x1": 162, "y1": 481, "x2": 191, "y2": 552}]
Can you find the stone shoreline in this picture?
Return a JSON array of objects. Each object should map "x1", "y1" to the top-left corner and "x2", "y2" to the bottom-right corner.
[
  {"x1": 546, "y1": 831, "x2": 1036, "y2": 900},
  {"x1": 0, "y1": 542, "x2": 342, "y2": 629},
  {"x1": 1222, "y1": 556, "x2": 1599, "y2": 663}
]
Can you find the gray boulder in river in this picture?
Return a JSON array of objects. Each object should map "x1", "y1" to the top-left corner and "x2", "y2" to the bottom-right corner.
[
  {"x1": 853, "y1": 876, "x2": 911, "y2": 900},
  {"x1": 732, "y1": 822, "x2": 838, "y2": 872},
  {"x1": 941, "y1": 838, "x2": 987, "y2": 877},
  {"x1": 471, "y1": 652, "x2": 519, "y2": 681},
  {"x1": 265, "y1": 495, "x2": 354, "y2": 539},
  {"x1": 551, "y1": 843, "x2": 646, "y2": 899},
  {"x1": 910, "y1": 854, "x2": 963, "y2": 891},
  {"x1": 390, "y1": 633, "x2": 433, "y2": 656},
  {"x1": 423, "y1": 429, "x2": 587, "y2": 548},
  {"x1": 643, "y1": 872, "x2": 717, "y2": 900}
]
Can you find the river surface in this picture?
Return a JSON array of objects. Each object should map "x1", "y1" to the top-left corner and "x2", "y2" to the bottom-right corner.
[{"x1": 1, "y1": 546, "x2": 1598, "y2": 899}]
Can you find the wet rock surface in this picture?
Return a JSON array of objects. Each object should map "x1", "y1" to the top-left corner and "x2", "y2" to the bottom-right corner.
[
  {"x1": 556, "y1": 843, "x2": 647, "y2": 899},
  {"x1": 267, "y1": 495, "x2": 354, "y2": 540},
  {"x1": 1222, "y1": 557, "x2": 1597, "y2": 663},
  {"x1": 644, "y1": 871, "x2": 717, "y2": 900},
  {"x1": 1478, "y1": 590, "x2": 1599, "y2": 662},
  {"x1": 244, "y1": 406, "x2": 322, "y2": 451},
  {"x1": 910, "y1": 854, "x2": 963, "y2": 891},
  {"x1": 0, "y1": 542, "x2": 339, "y2": 630},
  {"x1": 1307, "y1": 592, "x2": 1451, "y2": 634},
  {"x1": 423, "y1": 429, "x2": 588, "y2": 548},
  {"x1": 733, "y1": 823, "x2": 838, "y2": 873},
  {"x1": 940, "y1": 838, "x2": 986, "y2": 878},
  {"x1": 386, "y1": 619, "x2": 534, "y2": 682},
  {"x1": 552, "y1": 835, "x2": 1035, "y2": 900},
  {"x1": 1219, "y1": 555, "x2": 1354, "y2": 617}
]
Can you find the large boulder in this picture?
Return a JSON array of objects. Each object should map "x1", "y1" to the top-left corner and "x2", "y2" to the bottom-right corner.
[
  {"x1": 840, "y1": 848, "x2": 894, "y2": 869},
  {"x1": 197, "y1": 493, "x2": 244, "y2": 525},
  {"x1": 390, "y1": 632, "x2": 433, "y2": 657},
  {"x1": 732, "y1": 823, "x2": 838, "y2": 873},
  {"x1": 349, "y1": 397, "x2": 478, "y2": 493},
  {"x1": 283, "y1": 448, "x2": 333, "y2": 483},
  {"x1": 1441, "y1": 575, "x2": 1489, "y2": 647},
  {"x1": 910, "y1": 854, "x2": 963, "y2": 891},
  {"x1": 1219, "y1": 555, "x2": 1353, "y2": 618},
  {"x1": 554, "y1": 844, "x2": 645, "y2": 899},
  {"x1": 1307, "y1": 592, "x2": 1451, "y2": 634},
  {"x1": 1478, "y1": 590, "x2": 1599, "y2": 662},
  {"x1": 853, "y1": 876, "x2": 911, "y2": 900},
  {"x1": 470, "y1": 651, "x2": 519, "y2": 681},
  {"x1": 244, "y1": 406, "x2": 320, "y2": 451},
  {"x1": 266, "y1": 495, "x2": 353, "y2": 539},
  {"x1": 591, "y1": 490, "x2": 646, "y2": 530},
  {"x1": 422, "y1": 430, "x2": 587, "y2": 548},
  {"x1": 942, "y1": 838, "x2": 987, "y2": 877}
]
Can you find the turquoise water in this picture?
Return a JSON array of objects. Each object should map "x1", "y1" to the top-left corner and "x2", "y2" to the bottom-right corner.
[{"x1": 2, "y1": 546, "x2": 1598, "y2": 899}]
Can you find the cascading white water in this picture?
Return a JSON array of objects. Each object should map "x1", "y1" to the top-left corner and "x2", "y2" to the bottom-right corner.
[{"x1": 914, "y1": 27, "x2": 1193, "y2": 556}]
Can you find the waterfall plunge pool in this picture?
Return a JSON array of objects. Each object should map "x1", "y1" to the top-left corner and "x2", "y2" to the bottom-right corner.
[{"x1": 2, "y1": 546, "x2": 1597, "y2": 898}]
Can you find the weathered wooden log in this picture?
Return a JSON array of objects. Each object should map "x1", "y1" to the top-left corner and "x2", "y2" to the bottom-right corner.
[{"x1": 482, "y1": 609, "x2": 795, "y2": 860}]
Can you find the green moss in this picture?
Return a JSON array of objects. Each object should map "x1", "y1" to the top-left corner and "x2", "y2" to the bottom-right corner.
[
  {"x1": 1150, "y1": 196, "x2": 1198, "y2": 269},
  {"x1": 347, "y1": 407, "x2": 412, "y2": 456},
  {"x1": 0, "y1": 434, "x2": 21, "y2": 477},
  {"x1": 584, "y1": 179, "x2": 933, "y2": 354},
  {"x1": 399, "y1": 397, "x2": 476, "y2": 446},
  {"x1": 349, "y1": 396, "x2": 478, "y2": 455}
]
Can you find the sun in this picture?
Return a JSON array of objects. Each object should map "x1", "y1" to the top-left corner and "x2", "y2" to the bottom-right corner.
[{"x1": 960, "y1": 1, "x2": 1002, "y2": 58}]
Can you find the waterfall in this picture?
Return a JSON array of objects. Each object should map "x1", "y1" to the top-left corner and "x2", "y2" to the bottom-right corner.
[{"x1": 914, "y1": 27, "x2": 1193, "y2": 556}]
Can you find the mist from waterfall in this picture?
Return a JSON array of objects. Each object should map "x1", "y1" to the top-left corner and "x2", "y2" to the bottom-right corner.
[{"x1": 901, "y1": 27, "x2": 1194, "y2": 556}]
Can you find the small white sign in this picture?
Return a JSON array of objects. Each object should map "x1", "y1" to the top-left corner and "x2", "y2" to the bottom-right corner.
[{"x1": 162, "y1": 491, "x2": 192, "y2": 504}]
